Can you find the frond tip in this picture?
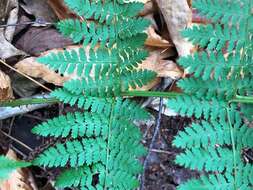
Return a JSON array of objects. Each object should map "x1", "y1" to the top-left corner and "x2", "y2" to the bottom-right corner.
[{"x1": 0, "y1": 156, "x2": 30, "y2": 181}]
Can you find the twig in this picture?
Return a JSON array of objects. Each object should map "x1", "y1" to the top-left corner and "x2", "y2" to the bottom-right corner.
[
  {"x1": 0, "y1": 59, "x2": 52, "y2": 92},
  {"x1": 150, "y1": 148, "x2": 173, "y2": 155},
  {"x1": 0, "y1": 130, "x2": 33, "y2": 151},
  {"x1": 140, "y1": 97, "x2": 164, "y2": 190},
  {"x1": 0, "y1": 94, "x2": 56, "y2": 120}
]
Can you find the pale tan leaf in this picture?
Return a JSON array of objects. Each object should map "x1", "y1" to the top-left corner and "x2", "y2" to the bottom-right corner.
[
  {"x1": 0, "y1": 150, "x2": 34, "y2": 190},
  {"x1": 156, "y1": 0, "x2": 193, "y2": 56},
  {"x1": 0, "y1": 70, "x2": 13, "y2": 101},
  {"x1": 15, "y1": 57, "x2": 70, "y2": 86},
  {"x1": 139, "y1": 51, "x2": 183, "y2": 79},
  {"x1": 145, "y1": 26, "x2": 171, "y2": 48}
]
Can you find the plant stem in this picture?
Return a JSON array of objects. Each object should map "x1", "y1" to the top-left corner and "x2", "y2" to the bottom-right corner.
[
  {"x1": 0, "y1": 98, "x2": 59, "y2": 107},
  {"x1": 230, "y1": 95, "x2": 253, "y2": 104},
  {"x1": 122, "y1": 90, "x2": 181, "y2": 98},
  {"x1": 1, "y1": 92, "x2": 252, "y2": 108}
]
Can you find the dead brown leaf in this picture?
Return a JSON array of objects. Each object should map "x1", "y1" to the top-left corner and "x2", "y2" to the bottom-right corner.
[
  {"x1": 15, "y1": 57, "x2": 69, "y2": 86},
  {"x1": 15, "y1": 27, "x2": 73, "y2": 56},
  {"x1": 0, "y1": 150, "x2": 34, "y2": 190},
  {"x1": 145, "y1": 26, "x2": 171, "y2": 48},
  {"x1": 48, "y1": 0, "x2": 78, "y2": 20},
  {"x1": 139, "y1": 50, "x2": 183, "y2": 79},
  {"x1": 0, "y1": 70, "x2": 13, "y2": 101}
]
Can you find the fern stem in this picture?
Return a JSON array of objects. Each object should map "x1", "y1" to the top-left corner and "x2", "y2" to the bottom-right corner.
[
  {"x1": 0, "y1": 97, "x2": 59, "y2": 107},
  {"x1": 1, "y1": 93, "x2": 253, "y2": 108},
  {"x1": 230, "y1": 95, "x2": 253, "y2": 104},
  {"x1": 226, "y1": 108, "x2": 237, "y2": 189},
  {"x1": 122, "y1": 91, "x2": 181, "y2": 98}
]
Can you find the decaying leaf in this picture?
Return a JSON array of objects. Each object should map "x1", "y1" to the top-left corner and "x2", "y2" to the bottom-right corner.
[
  {"x1": 48, "y1": 0, "x2": 77, "y2": 20},
  {"x1": 0, "y1": 70, "x2": 13, "y2": 101},
  {"x1": 0, "y1": 0, "x2": 25, "y2": 59},
  {"x1": 138, "y1": 50, "x2": 183, "y2": 79},
  {"x1": 145, "y1": 26, "x2": 171, "y2": 48},
  {"x1": 15, "y1": 57, "x2": 70, "y2": 86},
  {"x1": 156, "y1": 0, "x2": 193, "y2": 56},
  {"x1": 20, "y1": 0, "x2": 57, "y2": 23},
  {"x1": 0, "y1": 150, "x2": 34, "y2": 190}
]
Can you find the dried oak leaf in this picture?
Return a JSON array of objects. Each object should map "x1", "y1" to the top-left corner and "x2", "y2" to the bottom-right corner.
[{"x1": 0, "y1": 70, "x2": 13, "y2": 101}]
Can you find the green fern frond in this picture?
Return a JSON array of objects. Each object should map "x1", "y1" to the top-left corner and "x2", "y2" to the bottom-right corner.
[
  {"x1": 178, "y1": 164, "x2": 253, "y2": 190},
  {"x1": 168, "y1": 95, "x2": 227, "y2": 121},
  {"x1": 63, "y1": 70, "x2": 156, "y2": 97},
  {"x1": 177, "y1": 174, "x2": 237, "y2": 190},
  {"x1": 57, "y1": 18, "x2": 149, "y2": 47},
  {"x1": 33, "y1": 138, "x2": 107, "y2": 167},
  {"x1": 173, "y1": 120, "x2": 253, "y2": 149},
  {"x1": 32, "y1": 112, "x2": 109, "y2": 139},
  {"x1": 178, "y1": 52, "x2": 253, "y2": 80},
  {"x1": 64, "y1": 0, "x2": 144, "y2": 24},
  {"x1": 0, "y1": 156, "x2": 30, "y2": 181},
  {"x1": 178, "y1": 77, "x2": 253, "y2": 100},
  {"x1": 175, "y1": 147, "x2": 236, "y2": 172},
  {"x1": 38, "y1": 47, "x2": 149, "y2": 77},
  {"x1": 182, "y1": 24, "x2": 245, "y2": 52},
  {"x1": 193, "y1": 0, "x2": 250, "y2": 25}
]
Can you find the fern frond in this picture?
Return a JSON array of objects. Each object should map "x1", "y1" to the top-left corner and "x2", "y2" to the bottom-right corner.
[
  {"x1": 177, "y1": 174, "x2": 235, "y2": 190},
  {"x1": 38, "y1": 47, "x2": 149, "y2": 77},
  {"x1": 178, "y1": 77, "x2": 253, "y2": 100},
  {"x1": 33, "y1": 138, "x2": 107, "y2": 167},
  {"x1": 57, "y1": 18, "x2": 149, "y2": 47},
  {"x1": 63, "y1": 69, "x2": 156, "y2": 97},
  {"x1": 32, "y1": 112, "x2": 109, "y2": 139},
  {"x1": 168, "y1": 95, "x2": 227, "y2": 121},
  {"x1": 182, "y1": 24, "x2": 245, "y2": 52},
  {"x1": 173, "y1": 119, "x2": 253, "y2": 149},
  {"x1": 178, "y1": 52, "x2": 253, "y2": 80},
  {"x1": 175, "y1": 147, "x2": 236, "y2": 172},
  {"x1": 64, "y1": 0, "x2": 144, "y2": 24},
  {"x1": 0, "y1": 156, "x2": 30, "y2": 181},
  {"x1": 193, "y1": 0, "x2": 250, "y2": 25}
]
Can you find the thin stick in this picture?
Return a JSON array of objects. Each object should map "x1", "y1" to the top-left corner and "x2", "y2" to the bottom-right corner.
[
  {"x1": 140, "y1": 97, "x2": 164, "y2": 190},
  {"x1": 0, "y1": 59, "x2": 52, "y2": 92},
  {"x1": 0, "y1": 130, "x2": 33, "y2": 151}
]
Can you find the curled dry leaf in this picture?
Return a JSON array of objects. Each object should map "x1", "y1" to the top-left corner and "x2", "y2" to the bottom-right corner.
[
  {"x1": 0, "y1": 70, "x2": 13, "y2": 101},
  {"x1": 0, "y1": 150, "x2": 34, "y2": 190},
  {"x1": 138, "y1": 50, "x2": 183, "y2": 79},
  {"x1": 145, "y1": 26, "x2": 171, "y2": 48},
  {"x1": 156, "y1": 0, "x2": 193, "y2": 56},
  {"x1": 0, "y1": 0, "x2": 25, "y2": 59}
]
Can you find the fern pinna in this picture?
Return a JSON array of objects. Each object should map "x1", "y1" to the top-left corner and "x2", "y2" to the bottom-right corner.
[
  {"x1": 168, "y1": 0, "x2": 253, "y2": 189},
  {"x1": 31, "y1": 0, "x2": 156, "y2": 189}
]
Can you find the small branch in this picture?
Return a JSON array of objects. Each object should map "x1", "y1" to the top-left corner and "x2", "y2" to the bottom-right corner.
[
  {"x1": 140, "y1": 97, "x2": 164, "y2": 190},
  {"x1": 0, "y1": 94, "x2": 57, "y2": 120}
]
